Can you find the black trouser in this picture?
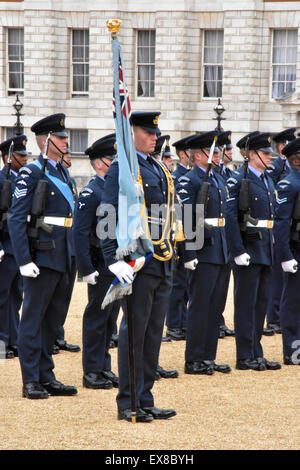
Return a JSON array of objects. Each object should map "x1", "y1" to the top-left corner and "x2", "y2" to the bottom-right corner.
[
  {"x1": 185, "y1": 262, "x2": 227, "y2": 362},
  {"x1": 117, "y1": 259, "x2": 172, "y2": 411},
  {"x1": 233, "y1": 264, "x2": 272, "y2": 360}
]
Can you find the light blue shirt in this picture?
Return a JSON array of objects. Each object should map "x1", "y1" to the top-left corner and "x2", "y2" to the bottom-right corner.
[
  {"x1": 196, "y1": 164, "x2": 218, "y2": 187},
  {"x1": 248, "y1": 164, "x2": 269, "y2": 189},
  {"x1": 137, "y1": 151, "x2": 147, "y2": 161},
  {"x1": 47, "y1": 158, "x2": 57, "y2": 169}
]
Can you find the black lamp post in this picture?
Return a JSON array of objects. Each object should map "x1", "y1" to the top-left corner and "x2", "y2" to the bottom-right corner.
[
  {"x1": 12, "y1": 94, "x2": 24, "y2": 135},
  {"x1": 213, "y1": 98, "x2": 226, "y2": 132}
]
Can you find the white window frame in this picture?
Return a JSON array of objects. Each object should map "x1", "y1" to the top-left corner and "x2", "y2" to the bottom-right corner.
[
  {"x1": 69, "y1": 129, "x2": 88, "y2": 157},
  {"x1": 71, "y1": 29, "x2": 89, "y2": 98},
  {"x1": 201, "y1": 29, "x2": 224, "y2": 100},
  {"x1": 270, "y1": 28, "x2": 297, "y2": 101},
  {"x1": 7, "y1": 27, "x2": 24, "y2": 96},
  {"x1": 136, "y1": 29, "x2": 156, "y2": 99}
]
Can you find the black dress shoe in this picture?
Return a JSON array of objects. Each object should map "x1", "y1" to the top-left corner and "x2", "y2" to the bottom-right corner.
[
  {"x1": 156, "y1": 365, "x2": 179, "y2": 379},
  {"x1": 283, "y1": 356, "x2": 300, "y2": 365},
  {"x1": 83, "y1": 372, "x2": 113, "y2": 389},
  {"x1": 8, "y1": 345, "x2": 18, "y2": 357},
  {"x1": 161, "y1": 336, "x2": 172, "y2": 342},
  {"x1": 166, "y1": 328, "x2": 186, "y2": 341},
  {"x1": 258, "y1": 357, "x2": 281, "y2": 370},
  {"x1": 262, "y1": 327, "x2": 275, "y2": 336},
  {"x1": 142, "y1": 406, "x2": 176, "y2": 420},
  {"x1": 23, "y1": 382, "x2": 49, "y2": 399},
  {"x1": 267, "y1": 323, "x2": 282, "y2": 334},
  {"x1": 42, "y1": 379, "x2": 78, "y2": 396},
  {"x1": 5, "y1": 348, "x2": 14, "y2": 359},
  {"x1": 212, "y1": 362, "x2": 231, "y2": 373},
  {"x1": 218, "y1": 329, "x2": 225, "y2": 339},
  {"x1": 52, "y1": 344, "x2": 60, "y2": 355},
  {"x1": 102, "y1": 370, "x2": 119, "y2": 388},
  {"x1": 236, "y1": 358, "x2": 266, "y2": 371},
  {"x1": 55, "y1": 339, "x2": 81, "y2": 352},
  {"x1": 185, "y1": 361, "x2": 214, "y2": 375},
  {"x1": 220, "y1": 325, "x2": 235, "y2": 337},
  {"x1": 118, "y1": 408, "x2": 153, "y2": 423}
]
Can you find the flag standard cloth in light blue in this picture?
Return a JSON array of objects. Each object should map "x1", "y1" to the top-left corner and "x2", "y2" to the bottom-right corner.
[
  {"x1": 101, "y1": 35, "x2": 153, "y2": 309},
  {"x1": 112, "y1": 36, "x2": 153, "y2": 260}
]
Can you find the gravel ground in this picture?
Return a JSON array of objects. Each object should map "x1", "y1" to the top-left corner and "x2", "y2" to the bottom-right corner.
[{"x1": 1, "y1": 278, "x2": 299, "y2": 451}]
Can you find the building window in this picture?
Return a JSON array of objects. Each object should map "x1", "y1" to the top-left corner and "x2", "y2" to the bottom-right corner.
[
  {"x1": 70, "y1": 130, "x2": 88, "y2": 156},
  {"x1": 5, "y1": 127, "x2": 23, "y2": 139},
  {"x1": 7, "y1": 28, "x2": 24, "y2": 96},
  {"x1": 137, "y1": 30, "x2": 156, "y2": 97},
  {"x1": 272, "y1": 29, "x2": 297, "y2": 100},
  {"x1": 203, "y1": 30, "x2": 224, "y2": 98},
  {"x1": 71, "y1": 29, "x2": 89, "y2": 97}
]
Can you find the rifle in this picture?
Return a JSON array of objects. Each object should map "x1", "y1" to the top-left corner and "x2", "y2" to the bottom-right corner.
[
  {"x1": 0, "y1": 142, "x2": 14, "y2": 239},
  {"x1": 278, "y1": 140, "x2": 289, "y2": 181},
  {"x1": 238, "y1": 139, "x2": 259, "y2": 237},
  {"x1": 196, "y1": 136, "x2": 217, "y2": 231},
  {"x1": 27, "y1": 133, "x2": 54, "y2": 257},
  {"x1": 218, "y1": 145, "x2": 226, "y2": 174},
  {"x1": 290, "y1": 191, "x2": 300, "y2": 251}
]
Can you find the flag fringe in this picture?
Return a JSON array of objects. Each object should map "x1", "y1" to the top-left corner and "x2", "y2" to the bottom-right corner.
[
  {"x1": 115, "y1": 226, "x2": 145, "y2": 259},
  {"x1": 101, "y1": 283, "x2": 132, "y2": 309}
]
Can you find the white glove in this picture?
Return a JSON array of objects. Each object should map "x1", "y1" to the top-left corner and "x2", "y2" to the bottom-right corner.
[
  {"x1": 20, "y1": 262, "x2": 40, "y2": 278},
  {"x1": 108, "y1": 260, "x2": 134, "y2": 284},
  {"x1": 0, "y1": 249, "x2": 5, "y2": 262},
  {"x1": 281, "y1": 259, "x2": 298, "y2": 274},
  {"x1": 82, "y1": 270, "x2": 99, "y2": 285},
  {"x1": 184, "y1": 258, "x2": 199, "y2": 270},
  {"x1": 234, "y1": 253, "x2": 250, "y2": 266}
]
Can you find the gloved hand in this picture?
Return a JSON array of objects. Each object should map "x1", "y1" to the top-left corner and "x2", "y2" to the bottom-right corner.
[
  {"x1": 184, "y1": 258, "x2": 199, "y2": 270},
  {"x1": 20, "y1": 262, "x2": 40, "y2": 278},
  {"x1": 82, "y1": 271, "x2": 99, "y2": 285},
  {"x1": 0, "y1": 249, "x2": 5, "y2": 262},
  {"x1": 234, "y1": 253, "x2": 250, "y2": 266},
  {"x1": 281, "y1": 259, "x2": 298, "y2": 274},
  {"x1": 108, "y1": 260, "x2": 134, "y2": 284}
]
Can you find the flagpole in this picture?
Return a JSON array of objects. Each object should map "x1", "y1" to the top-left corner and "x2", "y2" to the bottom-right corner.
[{"x1": 106, "y1": 17, "x2": 137, "y2": 424}]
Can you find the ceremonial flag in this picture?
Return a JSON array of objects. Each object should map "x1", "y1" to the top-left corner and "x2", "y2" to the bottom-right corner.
[{"x1": 101, "y1": 22, "x2": 153, "y2": 309}]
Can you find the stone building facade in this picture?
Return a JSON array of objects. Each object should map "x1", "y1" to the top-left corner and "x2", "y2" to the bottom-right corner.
[{"x1": 0, "y1": 0, "x2": 300, "y2": 184}]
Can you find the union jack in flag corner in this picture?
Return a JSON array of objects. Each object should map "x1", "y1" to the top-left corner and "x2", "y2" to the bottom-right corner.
[{"x1": 101, "y1": 34, "x2": 153, "y2": 309}]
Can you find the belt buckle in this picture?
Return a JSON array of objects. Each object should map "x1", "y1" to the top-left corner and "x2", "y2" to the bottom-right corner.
[
  {"x1": 267, "y1": 220, "x2": 273, "y2": 229},
  {"x1": 64, "y1": 218, "x2": 72, "y2": 228},
  {"x1": 218, "y1": 218, "x2": 225, "y2": 227}
]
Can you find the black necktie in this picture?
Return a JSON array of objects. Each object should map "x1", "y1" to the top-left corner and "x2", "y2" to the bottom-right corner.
[
  {"x1": 56, "y1": 162, "x2": 66, "y2": 182},
  {"x1": 260, "y1": 173, "x2": 267, "y2": 188},
  {"x1": 147, "y1": 156, "x2": 160, "y2": 176}
]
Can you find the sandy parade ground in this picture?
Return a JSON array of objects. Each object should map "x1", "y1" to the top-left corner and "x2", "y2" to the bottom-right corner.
[{"x1": 1, "y1": 277, "x2": 299, "y2": 452}]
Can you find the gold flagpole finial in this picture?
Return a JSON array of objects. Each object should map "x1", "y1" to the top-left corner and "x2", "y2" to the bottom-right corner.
[{"x1": 106, "y1": 18, "x2": 122, "y2": 37}]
